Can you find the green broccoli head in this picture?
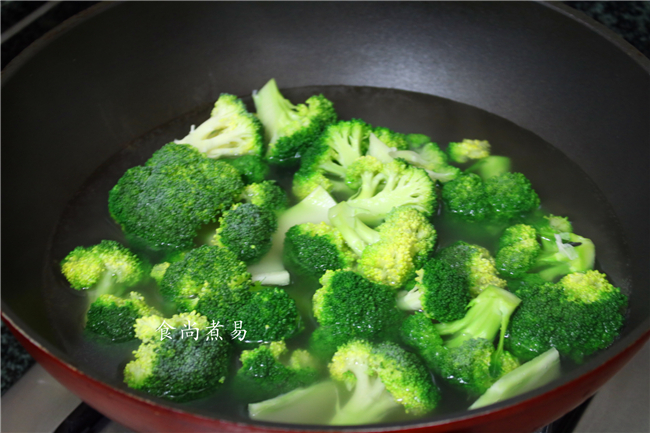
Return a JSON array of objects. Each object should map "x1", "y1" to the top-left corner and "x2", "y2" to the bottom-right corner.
[
  {"x1": 284, "y1": 222, "x2": 356, "y2": 278},
  {"x1": 176, "y1": 93, "x2": 263, "y2": 158},
  {"x1": 109, "y1": 143, "x2": 244, "y2": 257},
  {"x1": 234, "y1": 341, "x2": 319, "y2": 403},
  {"x1": 466, "y1": 155, "x2": 512, "y2": 180},
  {"x1": 241, "y1": 180, "x2": 288, "y2": 214},
  {"x1": 213, "y1": 203, "x2": 278, "y2": 263},
  {"x1": 292, "y1": 119, "x2": 371, "y2": 200},
  {"x1": 221, "y1": 155, "x2": 269, "y2": 184},
  {"x1": 485, "y1": 172, "x2": 540, "y2": 220},
  {"x1": 396, "y1": 258, "x2": 471, "y2": 323},
  {"x1": 447, "y1": 139, "x2": 491, "y2": 163},
  {"x1": 123, "y1": 312, "x2": 231, "y2": 402},
  {"x1": 496, "y1": 224, "x2": 541, "y2": 278},
  {"x1": 85, "y1": 292, "x2": 158, "y2": 342},
  {"x1": 328, "y1": 340, "x2": 439, "y2": 425},
  {"x1": 159, "y1": 245, "x2": 251, "y2": 311},
  {"x1": 506, "y1": 271, "x2": 627, "y2": 363},
  {"x1": 393, "y1": 142, "x2": 461, "y2": 184},
  {"x1": 312, "y1": 270, "x2": 403, "y2": 344},
  {"x1": 372, "y1": 126, "x2": 410, "y2": 150},
  {"x1": 441, "y1": 173, "x2": 490, "y2": 222},
  {"x1": 307, "y1": 325, "x2": 352, "y2": 362},
  {"x1": 357, "y1": 206, "x2": 437, "y2": 288},
  {"x1": 61, "y1": 240, "x2": 147, "y2": 299},
  {"x1": 438, "y1": 241, "x2": 506, "y2": 297},
  {"x1": 253, "y1": 79, "x2": 336, "y2": 166}
]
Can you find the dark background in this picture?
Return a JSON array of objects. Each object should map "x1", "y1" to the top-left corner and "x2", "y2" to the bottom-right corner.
[{"x1": 1, "y1": 0, "x2": 649, "y2": 395}]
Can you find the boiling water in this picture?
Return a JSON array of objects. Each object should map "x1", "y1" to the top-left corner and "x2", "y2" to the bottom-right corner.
[{"x1": 43, "y1": 86, "x2": 629, "y2": 426}]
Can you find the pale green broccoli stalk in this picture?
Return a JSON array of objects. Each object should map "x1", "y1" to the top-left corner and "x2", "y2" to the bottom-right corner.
[
  {"x1": 448, "y1": 139, "x2": 491, "y2": 163},
  {"x1": 61, "y1": 240, "x2": 148, "y2": 301},
  {"x1": 85, "y1": 292, "x2": 158, "y2": 342},
  {"x1": 328, "y1": 340, "x2": 440, "y2": 425},
  {"x1": 247, "y1": 186, "x2": 336, "y2": 286},
  {"x1": 253, "y1": 78, "x2": 336, "y2": 165},
  {"x1": 176, "y1": 94, "x2": 263, "y2": 158},
  {"x1": 367, "y1": 133, "x2": 460, "y2": 183},
  {"x1": 123, "y1": 312, "x2": 231, "y2": 402},
  {"x1": 248, "y1": 381, "x2": 339, "y2": 424},
  {"x1": 469, "y1": 348, "x2": 561, "y2": 409},
  {"x1": 292, "y1": 119, "x2": 371, "y2": 200}
]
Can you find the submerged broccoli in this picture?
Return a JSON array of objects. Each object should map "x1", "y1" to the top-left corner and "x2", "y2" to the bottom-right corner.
[
  {"x1": 506, "y1": 271, "x2": 627, "y2": 363},
  {"x1": 284, "y1": 222, "x2": 356, "y2": 279},
  {"x1": 495, "y1": 224, "x2": 541, "y2": 278},
  {"x1": 109, "y1": 143, "x2": 244, "y2": 257},
  {"x1": 470, "y1": 348, "x2": 561, "y2": 409},
  {"x1": 328, "y1": 340, "x2": 440, "y2": 425},
  {"x1": 441, "y1": 172, "x2": 539, "y2": 222},
  {"x1": 234, "y1": 341, "x2": 319, "y2": 403},
  {"x1": 401, "y1": 286, "x2": 522, "y2": 395},
  {"x1": 213, "y1": 203, "x2": 278, "y2": 263},
  {"x1": 438, "y1": 241, "x2": 506, "y2": 297},
  {"x1": 253, "y1": 78, "x2": 336, "y2": 165},
  {"x1": 329, "y1": 203, "x2": 436, "y2": 287},
  {"x1": 396, "y1": 257, "x2": 471, "y2": 322},
  {"x1": 176, "y1": 93, "x2": 263, "y2": 159},
  {"x1": 123, "y1": 312, "x2": 231, "y2": 402},
  {"x1": 466, "y1": 155, "x2": 512, "y2": 180},
  {"x1": 311, "y1": 270, "x2": 403, "y2": 354},
  {"x1": 447, "y1": 139, "x2": 491, "y2": 163},
  {"x1": 85, "y1": 292, "x2": 158, "y2": 342},
  {"x1": 293, "y1": 119, "x2": 371, "y2": 200},
  {"x1": 61, "y1": 240, "x2": 148, "y2": 300},
  {"x1": 222, "y1": 155, "x2": 269, "y2": 184}
]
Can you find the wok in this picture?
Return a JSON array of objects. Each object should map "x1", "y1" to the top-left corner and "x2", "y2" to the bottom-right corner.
[{"x1": 2, "y1": 2, "x2": 648, "y2": 432}]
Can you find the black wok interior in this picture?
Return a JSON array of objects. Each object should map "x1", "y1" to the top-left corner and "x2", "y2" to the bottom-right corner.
[{"x1": 2, "y1": 1, "x2": 648, "y2": 429}]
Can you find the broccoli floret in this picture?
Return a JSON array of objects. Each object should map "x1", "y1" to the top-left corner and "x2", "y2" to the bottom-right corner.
[
  {"x1": 506, "y1": 271, "x2": 627, "y2": 363},
  {"x1": 109, "y1": 143, "x2": 244, "y2": 257},
  {"x1": 150, "y1": 262, "x2": 171, "y2": 284},
  {"x1": 307, "y1": 326, "x2": 352, "y2": 362},
  {"x1": 448, "y1": 139, "x2": 491, "y2": 163},
  {"x1": 284, "y1": 222, "x2": 356, "y2": 278},
  {"x1": 159, "y1": 245, "x2": 251, "y2": 312},
  {"x1": 85, "y1": 292, "x2": 158, "y2": 342},
  {"x1": 248, "y1": 380, "x2": 340, "y2": 424},
  {"x1": 372, "y1": 126, "x2": 410, "y2": 150},
  {"x1": 213, "y1": 203, "x2": 278, "y2": 263},
  {"x1": 234, "y1": 341, "x2": 319, "y2": 402},
  {"x1": 441, "y1": 173, "x2": 490, "y2": 221},
  {"x1": 495, "y1": 224, "x2": 541, "y2": 278},
  {"x1": 466, "y1": 155, "x2": 512, "y2": 180},
  {"x1": 222, "y1": 155, "x2": 269, "y2": 184},
  {"x1": 247, "y1": 186, "x2": 336, "y2": 286},
  {"x1": 406, "y1": 133, "x2": 432, "y2": 148},
  {"x1": 396, "y1": 258, "x2": 471, "y2": 322},
  {"x1": 292, "y1": 119, "x2": 370, "y2": 200},
  {"x1": 241, "y1": 181, "x2": 288, "y2": 214},
  {"x1": 368, "y1": 133, "x2": 460, "y2": 183},
  {"x1": 328, "y1": 340, "x2": 439, "y2": 425},
  {"x1": 485, "y1": 173, "x2": 540, "y2": 220},
  {"x1": 177, "y1": 94, "x2": 263, "y2": 158},
  {"x1": 329, "y1": 203, "x2": 436, "y2": 287},
  {"x1": 442, "y1": 172, "x2": 539, "y2": 222},
  {"x1": 312, "y1": 270, "x2": 403, "y2": 346},
  {"x1": 438, "y1": 241, "x2": 506, "y2": 297},
  {"x1": 253, "y1": 78, "x2": 336, "y2": 166},
  {"x1": 61, "y1": 240, "x2": 148, "y2": 300},
  {"x1": 123, "y1": 312, "x2": 231, "y2": 402},
  {"x1": 470, "y1": 348, "x2": 561, "y2": 409},
  {"x1": 400, "y1": 288, "x2": 521, "y2": 397}
]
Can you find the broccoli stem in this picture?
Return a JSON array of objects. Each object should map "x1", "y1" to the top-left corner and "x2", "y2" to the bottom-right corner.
[
  {"x1": 434, "y1": 286, "x2": 521, "y2": 348},
  {"x1": 248, "y1": 380, "x2": 339, "y2": 424},
  {"x1": 251, "y1": 270, "x2": 291, "y2": 286},
  {"x1": 328, "y1": 202, "x2": 381, "y2": 256},
  {"x1": 470, "y1": 348, "x2": 561, "y2": 409},
  {"x1": 329, "y1": 365, "x2": 401, "y2": 425},
  {"x1": 396, "y1": 288, "x2": 423, "y2": 311},
  {"x1": 253, "y1": 79, "x2": 298, "y2": 144}
]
